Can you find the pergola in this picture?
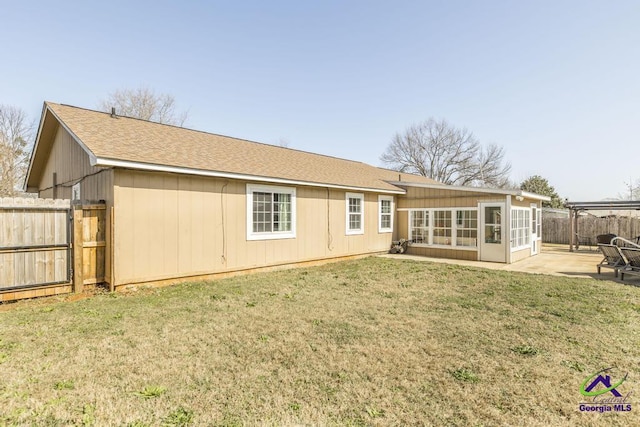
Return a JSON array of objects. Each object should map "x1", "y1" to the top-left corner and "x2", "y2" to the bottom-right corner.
[{"x1": 564, "y1": 200, "x2": 640, "y2": 251}]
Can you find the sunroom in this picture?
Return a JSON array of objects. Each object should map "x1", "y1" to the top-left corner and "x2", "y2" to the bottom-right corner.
[{"x1": 392, "y1": 182, "x2": 550, "y2": 263}]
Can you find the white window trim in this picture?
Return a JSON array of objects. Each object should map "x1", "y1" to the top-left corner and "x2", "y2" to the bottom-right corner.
[
  {"x1": 246, "y1": 184, "x2": 296, "y2": 241},
  {"x1": 378, "y1": 195, "x2": 394, "y2": 233},
  {"x1": 345, "y1": 192, "x2": 365, "y2": 235},
  {"x1": 510, "y1": 207, "x2": 531, "y2": 251},
  {"x1": 530, "y1": 203, "x2": 536, "y2": 237},
  {"x1": 407, "y1": 208, "x2": 478, "y2": 250}
]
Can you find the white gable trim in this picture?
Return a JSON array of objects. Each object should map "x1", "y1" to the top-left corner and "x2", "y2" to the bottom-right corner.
[{"x1": 23, "y1": 104, "x2": 48, "y2": 190}]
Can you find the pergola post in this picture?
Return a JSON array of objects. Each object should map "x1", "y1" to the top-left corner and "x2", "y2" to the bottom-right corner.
[
  {"x1": 574, "y1": 209, "x2": 580, "y2": 251},
  {"x1": 569, "y1": 208, "x2": 575, "y2": 252}
]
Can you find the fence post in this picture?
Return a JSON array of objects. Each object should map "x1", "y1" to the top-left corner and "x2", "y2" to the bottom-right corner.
[{"x1": 73, "y1": 204, "x2": 84, "y2": 293}]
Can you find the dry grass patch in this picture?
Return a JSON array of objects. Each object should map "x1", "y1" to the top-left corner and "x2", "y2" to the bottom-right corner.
[{"x1": 0, "y1": 257, "x2": 639, "y2": 425}]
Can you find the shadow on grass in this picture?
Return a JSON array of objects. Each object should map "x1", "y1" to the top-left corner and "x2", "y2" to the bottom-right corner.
[{"x1": 559, "y1": 271, "x2": 640, "y2": 287}]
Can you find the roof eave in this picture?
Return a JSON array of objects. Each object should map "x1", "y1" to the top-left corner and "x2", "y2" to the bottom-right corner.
[
  {"x1": 518, "y1": 190, "x2": 551, "y2": 202},
  {"x1": 95, "y1": 157, "x2": 407, "y2": 194}
]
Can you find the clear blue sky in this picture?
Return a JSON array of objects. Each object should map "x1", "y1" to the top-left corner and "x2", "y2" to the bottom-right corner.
[{"x1": 3, "y1": 0, "x2": 639, "y2": 201}]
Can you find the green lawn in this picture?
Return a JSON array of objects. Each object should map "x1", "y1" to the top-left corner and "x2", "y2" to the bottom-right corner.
[{"x1": 1, "y1": 257, "x2": 639, "y2": 426}]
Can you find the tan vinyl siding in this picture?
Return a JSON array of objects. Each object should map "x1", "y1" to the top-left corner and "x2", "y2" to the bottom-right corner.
[
  {"x1": 511, "y1": 198, "x2": 537, "y2": 208},
  {"x1": 397, "y1": 211, "x2": 409, "y2": 241},
  {"x1": 112, "y1": 170, "x2": 392, "y2": 286},
  {"x1": 38, "y1": 126, "x2": 101, "y2": 198},
  {"x1": 397, "y1": 186, "x2": 505, "y2": 210},
  {"x1": 406, "y1": 246, "x2": 478, "y2": 261}
]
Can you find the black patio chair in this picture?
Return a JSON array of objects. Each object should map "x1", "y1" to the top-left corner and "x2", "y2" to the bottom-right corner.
[{"x1": 596, "y1": 234, "x2": 617, "y2": 245}]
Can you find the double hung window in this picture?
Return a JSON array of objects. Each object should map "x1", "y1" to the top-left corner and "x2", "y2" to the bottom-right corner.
[
  {"x1": 378, "y1": 196, "x2": 393, "y2": 233},
  {"x1": 247, "y1": 184, "x2": 296, "y2": 240},
  {"x1": 346, "y1": 193, "x2": 364, "y2": 235}
]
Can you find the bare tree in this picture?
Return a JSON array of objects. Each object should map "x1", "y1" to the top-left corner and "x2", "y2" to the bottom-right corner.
[
  {"x1": 99, "y1": 87, "x2": 188, "y2": 125},
  {"x1": 620, "y1": 178, "x2": 640, "y2": 200},
  {"x1": 380, "y1": 118, "x2": 511, "y2": 187},
  {"x1": 0, "y1": 105, "x2": 33, "y2": 196}
]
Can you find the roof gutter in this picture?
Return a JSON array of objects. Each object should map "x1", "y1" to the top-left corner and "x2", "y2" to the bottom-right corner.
[{"x1": 94, "y1": 157, "x2": 407, "y2": 195}]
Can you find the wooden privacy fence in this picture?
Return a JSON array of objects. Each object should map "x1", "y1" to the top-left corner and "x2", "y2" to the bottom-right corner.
[
  {"x1": 0, "y1": 198, "x2": 71, "y2": 294},
  {"x1": 0, "y1": 198, "x2": 106, "y2": 302},
  {"x1": 542, "y1": 216, "x2": 640, "y2": 244}
]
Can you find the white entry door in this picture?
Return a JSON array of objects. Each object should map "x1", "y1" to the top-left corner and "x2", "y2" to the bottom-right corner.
[
  {"x1": 479, "y1": 203, "x2": 506, "y2": 263},
  {"x1": 531, "y1": 205, "x2": 539, "y2": 256}
]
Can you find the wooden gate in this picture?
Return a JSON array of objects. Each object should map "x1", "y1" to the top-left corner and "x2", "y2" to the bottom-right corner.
[
  {"x1": 0, "y1": 198, "x2": 72, "y2": 299},
  {"x1": 72, "y1": 204, "x2": 106, "y2": 293}
]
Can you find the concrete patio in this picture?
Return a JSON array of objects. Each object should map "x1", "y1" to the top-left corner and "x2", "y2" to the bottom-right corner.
[{"x1": 381, "y1": 244, "x2": 635, "y2": 282}]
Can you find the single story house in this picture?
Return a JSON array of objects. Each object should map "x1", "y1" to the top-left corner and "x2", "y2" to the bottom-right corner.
[{"x1": 24, "y1": 102, "x2": 549, "y2": 290}]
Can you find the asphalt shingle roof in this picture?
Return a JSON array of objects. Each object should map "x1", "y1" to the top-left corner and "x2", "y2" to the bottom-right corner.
[{"x1": 46, "y1": 102, "x2": 437, "y2": 192}]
